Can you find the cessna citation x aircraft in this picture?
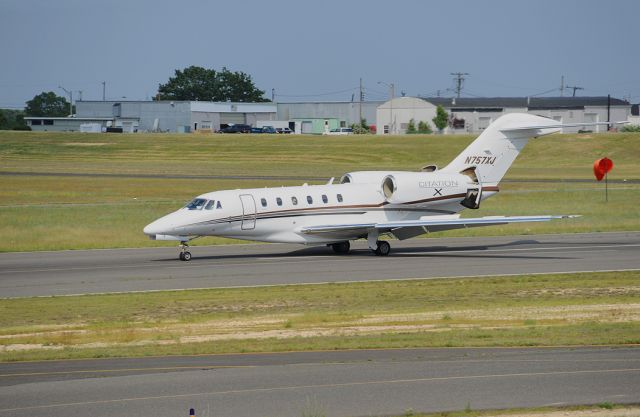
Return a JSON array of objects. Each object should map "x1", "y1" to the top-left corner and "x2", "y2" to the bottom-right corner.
[{"x1": 144, "y1": 113, "x2": 608, "y2": 261}]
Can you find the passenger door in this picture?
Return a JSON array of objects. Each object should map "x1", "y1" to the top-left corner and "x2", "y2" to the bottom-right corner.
[{"x1": 239, "y1": 194, "x2": 257, "y2": 230}]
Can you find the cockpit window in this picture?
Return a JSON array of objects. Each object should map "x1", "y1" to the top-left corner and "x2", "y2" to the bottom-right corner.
[
  {"x1": 205, "y1": 200, "x2": 215, "y2": 210},
  {"x1": 216, "y1": 201, "x2": 222, "y2": 209},
  {"x1": 186, "y1": 198, "x2": 207, "y2": 210}
]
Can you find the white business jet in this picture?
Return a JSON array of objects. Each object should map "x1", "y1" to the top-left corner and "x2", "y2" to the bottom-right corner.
[{"x1": 144, "y1": 113, "x2": 607, "y2": 261}]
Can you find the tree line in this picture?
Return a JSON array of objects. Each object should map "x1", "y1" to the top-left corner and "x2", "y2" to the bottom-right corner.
[{"x1": 1, "y1": 66, "x2": 268, "y2": 129}]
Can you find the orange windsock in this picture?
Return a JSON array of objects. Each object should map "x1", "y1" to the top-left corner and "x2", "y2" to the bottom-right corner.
[{"x1": 593, "y1": 157, "x2": 614, "y2": 181}]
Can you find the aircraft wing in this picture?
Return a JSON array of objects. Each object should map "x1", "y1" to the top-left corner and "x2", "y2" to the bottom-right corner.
[{"x1": 300, "y1": 215, "x2": 578, "y2": 238}]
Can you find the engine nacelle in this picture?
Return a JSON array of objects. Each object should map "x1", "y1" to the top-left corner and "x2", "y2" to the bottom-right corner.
[{"x1": 379, "y1": 172, "x2": 472, "y2": 206}]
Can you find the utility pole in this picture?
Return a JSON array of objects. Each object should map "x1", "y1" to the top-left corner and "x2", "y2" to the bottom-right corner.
[
  {"x1": 102, "y1": 81, "x2": 106, "y2": 101},
  {"x1": 607, "y1": 94, "x2": 611, "y2": 131},
  {"x1": 565, "y1": 85, "x2": 583, "y2": 97},
  {"x1": 58, "y1": 85, "x2": 73, "y2": 116},
  {"x1": 450, "y1": 72, "x2": 469, "y2": 98},
  {"x1": 378, "y1": 81, "x2": 395, "y2": 134},
  {"x1": 560, "y1": 75, "x2": 565, "y2": 97},
  {"x1": 77, "y1": 90, "x2": 83, "y2": 101},
  {"x1": 271, "y1": 88, "x2": 275, "y2": 102},
  {"x1": 359, "y1": 78, "x2": 364, "y2": 124}
]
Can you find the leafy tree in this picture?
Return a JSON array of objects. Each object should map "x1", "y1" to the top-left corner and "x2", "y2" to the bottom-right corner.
[
  {"x1": 157, "y1": 65, "x2": 269, "y2": 102},
  {"x1": 406, "y1": 118, "x2": 417, "y2": 134},
  {"x1": 13, "y1": 114, "x2": 30, "y2": 130},
  {"x1": 25, "y1": 92, "x2": 71, "y2": 117},
  {"x1": 418, "y1": 120, "x2": 433, "y2": 134},
  {"x1": 432, "y1": 105, "x2": 449, "y2": 131},
  {"x1": 0, "y1": 111, "x2": 7, "y2": 129},
  {"x1": 351, "y1": 118, "x2": 370, "y2": 134}
]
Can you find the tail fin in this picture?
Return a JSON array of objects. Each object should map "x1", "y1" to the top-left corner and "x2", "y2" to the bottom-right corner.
[{"x1": 441, "y1": 113, "x2": 564, "y2": 184}]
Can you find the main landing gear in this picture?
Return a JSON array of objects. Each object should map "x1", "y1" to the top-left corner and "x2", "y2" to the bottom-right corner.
[
  {"x1": 368, "y1": 230, "x2": 391, "y2": 256},
  {"x1": 373, "y1": 240, "x2": 391, "y2": 256},
  {"x1": 179, "y1": 241, "x2": 192, "y2": 261},
  {"x1": 330, "y1": 241, "x2": 351, "y2": 255}
]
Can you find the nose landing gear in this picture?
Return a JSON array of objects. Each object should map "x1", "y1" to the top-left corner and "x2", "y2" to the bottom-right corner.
[{"x1": 179, "y1": 242, "x2": 192, "y2": 261}]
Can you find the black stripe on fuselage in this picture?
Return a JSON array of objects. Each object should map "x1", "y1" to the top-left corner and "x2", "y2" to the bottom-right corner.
[{"x1": 184, "y1": 205, "x2": 457, "y2": 228}]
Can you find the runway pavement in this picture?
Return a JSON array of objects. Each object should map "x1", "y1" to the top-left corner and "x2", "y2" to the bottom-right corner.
[
  {"x1": 1, "y1": 232, "x2": 639, "y2": 298},
  {"x1": 0, "y1": 346, "x2": 638, "y2": 417}
]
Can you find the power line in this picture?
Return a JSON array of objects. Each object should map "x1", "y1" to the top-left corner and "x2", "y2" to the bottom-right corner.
[{"x1": 274, "y1": 87, "x2": 358, "y2": 98}]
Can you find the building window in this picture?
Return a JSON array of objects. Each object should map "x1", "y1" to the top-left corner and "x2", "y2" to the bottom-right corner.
[
  {"x1": 291, "y1": 196, "x2": 298, "y2": 205},
  {"x1": 337, "y1": 194, "x2": 343, "y2": 203},
  {"x1": 261, "y1": 198, "x2": 267, "y2": 207},
  {"x1": 322, "y1": 194, "x2": 328, "y2": 203},
  {"x1": 340, "y1": 121, "x2": 346, "y2": 127},
  {"x1": 43, "y1": 120, "x2": 54, "y2": 125},
  {"x1": 383, "y1": 125, "x2": 389, "y2": 134},
  {"x1": 31, "y1": 120, "x2": 42, "y2": 125},
  {"x1": 452, "y1": 118, "x2": 465, "y2": 129},
  {"x1": 307, "y1": 196, "x2": 313, "y2": 204},
  {"x1": 276, "y1": 197, "x2": 282, "y2": 206}
]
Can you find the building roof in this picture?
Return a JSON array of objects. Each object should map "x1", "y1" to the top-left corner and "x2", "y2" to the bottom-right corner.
[
  {"x1": 420, "y1": 96, "x2": 630, "y2": 110},
  {"x1": 24, "y1": 116, "x2": 115, "y2": 121}
]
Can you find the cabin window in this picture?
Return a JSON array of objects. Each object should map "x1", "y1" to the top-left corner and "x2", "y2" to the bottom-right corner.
[
  {"x1": 216, "y1": 201, "x2": 222, "y2": 209},
  {"x1": 291, "y1": 196, "x2": 298, "y2": 205},
  {"x1": 186, "y1": 198, "x2": 207, "y2": 210},
  {"x1": 337, "y1": 194, "x2": 343, "y2": 202},
  {"x1": 204, "y1": 200, "x2": 215, "y2": 210},
  {"x1": 322, "y1": 194, "x2": 328, "y2": 203},
  {"x1": 261, "y1": 198, "x2": 267, "y2": 207},
  {"x1": 276, "y1": 197, "x2": 282, "y2": 206},
  {"x1": 307, "y1": 196, "x2": 313, "y2": 204}
]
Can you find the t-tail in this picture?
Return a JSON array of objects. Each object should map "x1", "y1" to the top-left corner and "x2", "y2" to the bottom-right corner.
[
  {"x1": 441, "y1": 113, "x2": 618, "y2": 185},
  {"x1": 441, "y1": 114, "x2": 561, "y2": 185}
]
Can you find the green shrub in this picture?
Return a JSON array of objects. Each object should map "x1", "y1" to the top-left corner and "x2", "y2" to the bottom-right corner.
[{"x1": 621, "y1": 124, "x2": 640, "y2": 132}]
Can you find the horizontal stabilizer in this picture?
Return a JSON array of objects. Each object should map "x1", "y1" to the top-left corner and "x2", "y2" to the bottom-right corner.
[{"x1": 501, "y1": 121, "x2": 627, "y2": 132}]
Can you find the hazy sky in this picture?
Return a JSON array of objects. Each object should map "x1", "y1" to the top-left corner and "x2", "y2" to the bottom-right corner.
[{"x1": 1, "y1": 0, "x2": 638, "y2": 108}]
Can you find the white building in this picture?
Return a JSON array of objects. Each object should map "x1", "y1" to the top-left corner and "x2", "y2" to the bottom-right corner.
[{"x1": 376, "y1": 96, "x2": 632, "y2": 134}]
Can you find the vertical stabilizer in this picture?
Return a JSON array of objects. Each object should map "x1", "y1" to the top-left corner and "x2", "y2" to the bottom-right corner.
[{"x1": 442, "y1": 113, "x2": 561, "y2": 184}]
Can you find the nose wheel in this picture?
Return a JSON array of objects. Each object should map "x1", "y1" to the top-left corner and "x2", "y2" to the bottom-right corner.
[{"x1": 179, "y1": 242, "x2": 192, "y2": 261}]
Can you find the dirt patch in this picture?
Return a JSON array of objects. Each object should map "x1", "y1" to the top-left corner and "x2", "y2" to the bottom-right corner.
[
  {"x1": 477, "y1": 408, "x2": 640, "y2": 417},
  {"x1": 63, "y1": 142, "x2": 110, "y2": 146}
]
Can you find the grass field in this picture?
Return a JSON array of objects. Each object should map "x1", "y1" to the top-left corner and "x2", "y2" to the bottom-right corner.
[
  {"x1": 1, "y1": 271, "x2": 638, "y2": 362},
  {"x1": 0, "y1": 130, "x2": 638, "y2": 252}
]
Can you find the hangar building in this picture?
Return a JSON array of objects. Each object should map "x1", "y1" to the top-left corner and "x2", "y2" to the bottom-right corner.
[{"x1": 26, "y1": 100, "x2": 278, "y2": 133}]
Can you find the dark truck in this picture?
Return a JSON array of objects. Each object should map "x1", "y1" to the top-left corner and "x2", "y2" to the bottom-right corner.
[{"x1": 218, "y1": 124, "x2": 251, "y2": 133}]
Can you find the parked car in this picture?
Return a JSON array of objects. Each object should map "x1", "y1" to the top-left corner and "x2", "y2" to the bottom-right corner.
[
  {"x1": 218, "y1": 124, "x2": 251, "y2": 133},
  {"x1": 250, "y1": 127, "x2": 264, "y2": 133},
  {"x1": 324, "y1": 127, "x2": 353, "y2": 135},
  {"x1": 276, "y1": 127, "x2": 293, "y2": 134},
  {"x1": 260, "y1": 126, "x2": 277, "y2": 134}
]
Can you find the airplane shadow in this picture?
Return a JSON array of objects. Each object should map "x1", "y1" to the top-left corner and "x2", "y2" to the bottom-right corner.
[{"x1": 151, "y1": 239, "x2": 571, "y2": 262}]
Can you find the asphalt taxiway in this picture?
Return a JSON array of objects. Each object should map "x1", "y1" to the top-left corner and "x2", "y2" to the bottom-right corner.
[
  {"x1": 1, "y1": 232, "x2": 639, "y2": 298},
  {"x1": 0, "y1": 346, "x2": 638, "y2": 417}
]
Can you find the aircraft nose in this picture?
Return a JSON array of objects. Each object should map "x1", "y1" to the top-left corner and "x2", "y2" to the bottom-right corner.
[{"x1": 143, "y1": 220, "x2": 161, "y2": 235}]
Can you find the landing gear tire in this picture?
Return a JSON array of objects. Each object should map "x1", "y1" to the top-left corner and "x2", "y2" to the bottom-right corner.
[
  {"x1": 179, "y1": 241, "x2": 192, "y2": 261},
  {"x1": 331, "y1": 241, "x2": 350, "y2": 255},
  {"x1": 374, "y1": 240, "x2": 391, "y2": 256}
]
